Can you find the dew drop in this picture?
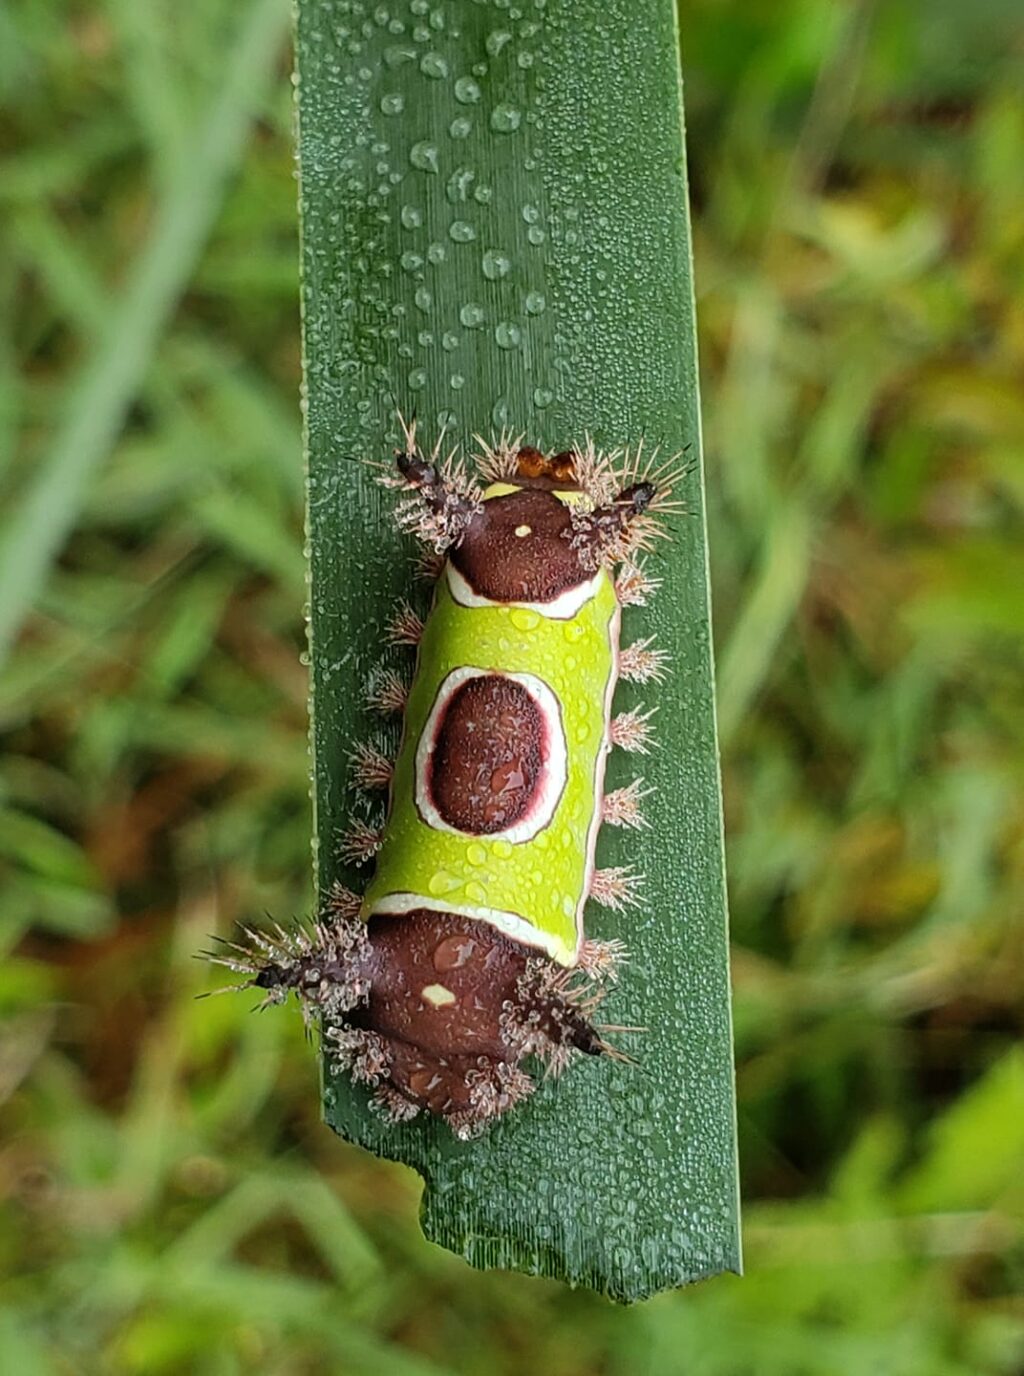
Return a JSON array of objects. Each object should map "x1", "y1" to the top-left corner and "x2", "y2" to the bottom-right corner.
[
  {"x1": 533, "y1": 387, "x2": 554, "y2": 408},
  {"x1": 491, "y1": 839, "x2": 513, "y2": 859},
  {"x1": 482, "y1": 249, "x2": 512, "y2": 280},
  {"x1": 434, "y1": 933, "x2": 477, "y2": 971},
  {"x1": 385, "y1": 44, "x2": 417, "y2": 67},
  {"x1": 454, "y1": 75, "x2": 481, "y2": 103},
  {"x1": 495, "y1": 320, "x2": 521, "y2": 350},
  {"x1": 441, "y1": 331, "x2": 459, "y2": 351},
  {"x1": 449, "y1": 220, "x2": 476, "y2": 243},
  {"x1": 414, "y1": 286, "x2": 432, "y2": 312},
  {"x1": 527, "y1": 225, "x2": 545, "y2": 245},
  {"x1": 450, "y1": 373, "x2": 465, "y2": 389},
  {"x1": 486, "y1": 29, "x2": 512, "y2": 56},
  {"x1": 428, "y1": 869, "x2": 457, "y2": 896},
  {"x1": 465, "y1": 881, "x2": 487, "y2": 904},
  {"x1": 446, "y1": 167, "x2": 475, "y2": 202},
  {"x1": 401, "y1": 204, "x2": 423, "y2": 229},
  {"x1": 510, "y1": 608, "x2": 539, "y2": 631},
  {"x1": 449, "y1": 116, "x2": 472, "y2": 139},
  {"x1": 525, "y1": 290, "x2": 546, "y2": 315},
  {"x1": 380, "y1": 92, "x2": 405, "y2": 115},
  {"x1": 410, "y1": 141, "x2": 439, "y2": 173},
  {"x1": 467, "y1": 843, "x2": 487, "y2": 866},
  {"x1": 426, "y1": 241, "x2": 446, "y2": 264},
  {"x1": 400, "y1": 250, "x2": 423, "y2": 272},
  {"x1": 420, "y1": 51, "x2": 448, "y2": 78},
  {"x1": 408, "y1": 367, "x2": 428, "y2": 390},
  {"x1": 460, "y1": 302, "x2": 485, "y2": 328},
  {"x1": 490, "y1": 103, "x2": 521, "y2": 134},
  {"x1": 522, "y1": 204, "x2": 540, "y2": 224}
]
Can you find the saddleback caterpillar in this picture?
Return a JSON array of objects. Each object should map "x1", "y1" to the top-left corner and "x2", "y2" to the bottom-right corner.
[{"x1": 204, "y1": 420, "x2": 686, "y2": 1138}]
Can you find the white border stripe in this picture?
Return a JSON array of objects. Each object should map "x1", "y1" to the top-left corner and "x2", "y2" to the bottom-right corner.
[
  {"x1": 576, "y1": 601, "x2": 621, "y2": 958},
  {"x1": 414, "y1": 666, "x2": 567, "y2": 844},
  {"x1": 368, "y1": 891, "x2": 567, "y2": 962},
  {"x1": 447, "y1": 562, "x2": 601, "y2": 621}
]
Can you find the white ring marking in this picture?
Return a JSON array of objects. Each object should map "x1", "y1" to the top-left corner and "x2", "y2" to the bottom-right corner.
[{"x1": 414, "y1": 666, "x2": 567, "y2": 845}]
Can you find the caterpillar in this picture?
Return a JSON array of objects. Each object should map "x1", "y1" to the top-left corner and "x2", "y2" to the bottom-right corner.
[{"x1": 204, "y1": 419, "x2": 685, "y2": 1138}]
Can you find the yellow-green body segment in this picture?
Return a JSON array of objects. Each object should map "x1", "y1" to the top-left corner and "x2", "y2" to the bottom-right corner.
[{"x1": 362, "y1": 566, "x2": 620, "y2": 966}]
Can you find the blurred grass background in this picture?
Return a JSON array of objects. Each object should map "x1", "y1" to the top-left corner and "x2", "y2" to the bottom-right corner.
[{"x1": 1, "y1": 0, "x2": 1022, "y2": 1371}]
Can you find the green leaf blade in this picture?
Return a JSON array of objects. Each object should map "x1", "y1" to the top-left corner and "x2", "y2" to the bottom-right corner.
[{"x1": 297, "y1": 0, "x2": 740, "y2": 1299}]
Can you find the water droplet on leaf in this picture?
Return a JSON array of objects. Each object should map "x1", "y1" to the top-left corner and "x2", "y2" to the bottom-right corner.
[
  {"x1": 490, "y1": 104, "x2": 521, "y2": 134},
  {"x1": 495, "y1": 320, "x2": 521, "y2": 349},
  {"x1": 454, "y1": 75, "x2": 481, "y2": 103},
  {"x1": 410, "y1": 141, "x2": 439, "y2": 173},
  {"x1": 420, "y1": 51, "x2": 448, "y2": 79},
  {"x1": 482, "y1": 249, "x2": 512, "y2": 280}
]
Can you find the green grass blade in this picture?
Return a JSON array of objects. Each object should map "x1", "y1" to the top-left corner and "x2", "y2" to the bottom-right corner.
[
  {"x1": 297, "y1": 0, "x2": 740, "y2": 1299},
  {"x1": 0, "y1": 0, "x2": 290, "y2": 669}
]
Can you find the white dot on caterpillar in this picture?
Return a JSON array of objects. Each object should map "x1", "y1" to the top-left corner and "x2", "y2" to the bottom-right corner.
[
  {"x1": 514, "y1": 524, "x2": 531, "y2": 537},
  {"x1": 421, "y1": 983, "x2": 457, "y2": 1007}
]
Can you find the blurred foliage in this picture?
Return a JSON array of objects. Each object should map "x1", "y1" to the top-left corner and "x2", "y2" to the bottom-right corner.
[{"x1": 0, "y1": 0, "x2": 1022, "y2": 1371}]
